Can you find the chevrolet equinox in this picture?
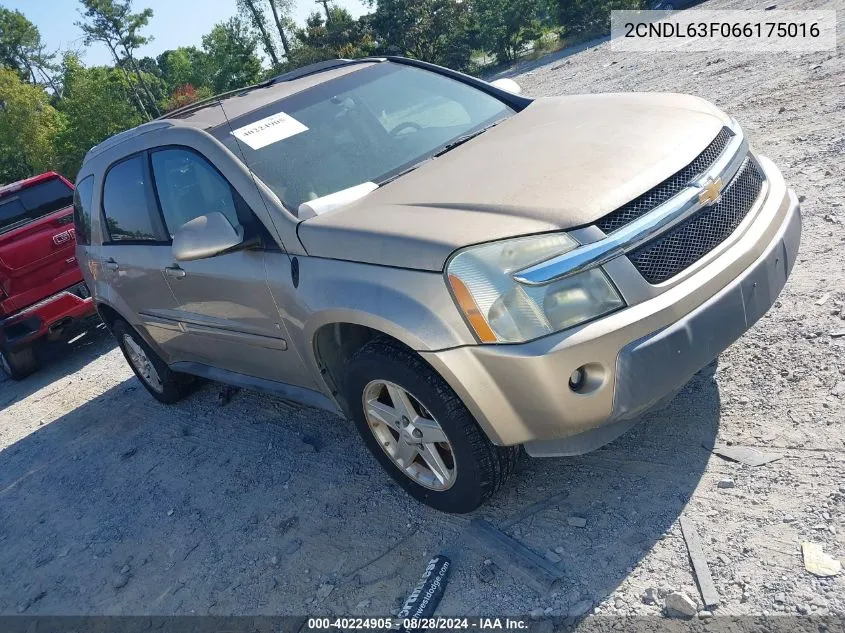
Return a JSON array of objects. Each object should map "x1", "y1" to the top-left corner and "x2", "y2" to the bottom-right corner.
[{"x1": 75, "y1": 57, "x2": 801, "y2": 512}]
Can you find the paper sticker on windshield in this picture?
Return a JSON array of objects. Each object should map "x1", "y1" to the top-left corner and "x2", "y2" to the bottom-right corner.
[{"x1": 230, "y1": 112, "x2": 308, "y2": 150}]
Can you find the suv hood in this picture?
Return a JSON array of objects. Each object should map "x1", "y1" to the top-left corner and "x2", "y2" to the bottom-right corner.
[{"x1": 297, "y1": 92, "x2": 730, "y2": 271}]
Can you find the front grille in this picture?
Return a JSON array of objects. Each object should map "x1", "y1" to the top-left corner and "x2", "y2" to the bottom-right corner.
[
  {"x1": 597, "y1": 127, "x2": 734, "y2": 234},
  {"x1": 628, "y1": 158, "x2": 765, "y2": 284}
]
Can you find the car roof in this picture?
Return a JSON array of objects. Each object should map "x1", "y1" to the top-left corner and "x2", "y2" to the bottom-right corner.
[
  {"x1": 175, "y1": 59, "x2": 383, "y2": 129},
  {"x1": 82, "y1": 59, "x2": 381, "y2": 166}
]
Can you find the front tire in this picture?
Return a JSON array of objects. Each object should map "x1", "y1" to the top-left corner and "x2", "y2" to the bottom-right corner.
[
  {"x1": 0, "y1": 345, "x2": 37, "y2": 380},
  {"x1": 343, "y1": 338, "x2": 519, "y2": 513},
  {"x1": 113, "y1": 320, "x2": 196, "y2": 404}
]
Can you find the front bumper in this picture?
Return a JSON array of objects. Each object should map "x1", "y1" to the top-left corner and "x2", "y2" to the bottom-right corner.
[
  {"x1": 0, "y1": 281, "x2": 95, "y2": 350},
  {"x1": 422, "y1": 155, "x2": 801, "y2": 452}
]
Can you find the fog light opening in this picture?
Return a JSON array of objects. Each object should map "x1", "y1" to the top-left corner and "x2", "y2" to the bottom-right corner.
[
  {"x1": 568, "y1": 363, "x2": 606, "y2": 395},
  {"x1": 569, "y1": 368, "x2": 585, "y2": 391}
]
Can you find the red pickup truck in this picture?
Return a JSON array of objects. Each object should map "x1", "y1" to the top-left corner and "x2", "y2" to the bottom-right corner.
[{"x1": 0, "y1": 172, "x2": 96, "y2": 379}]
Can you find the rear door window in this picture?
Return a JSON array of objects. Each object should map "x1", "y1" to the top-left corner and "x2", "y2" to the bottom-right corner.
[
  {"x1": 73, "y1": 176, "x2": 95, "y2": 245},
  {"x1": 0, "y1": 176, "x2": 74, "y2": 235},
  {"x1": 102, "y1": 155, "x2": 167, "y2": 243}
]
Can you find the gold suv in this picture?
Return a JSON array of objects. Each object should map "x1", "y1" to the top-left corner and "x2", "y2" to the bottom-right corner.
[{"x1": 75, "y1": 58, "x2": 801, "y2": 512}]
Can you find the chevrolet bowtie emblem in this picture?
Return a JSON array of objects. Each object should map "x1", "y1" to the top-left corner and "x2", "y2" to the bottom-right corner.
[{"x1": 698, "y1": 177, "x2": 724, "y2": 206}]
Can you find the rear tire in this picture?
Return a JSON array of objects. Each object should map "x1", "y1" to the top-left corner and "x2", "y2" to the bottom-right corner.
[
  {"x1": 0, "y1": 345, "x2": 37, "y2": 380},
  {"x1": 343, "y1": 338, "x2": 519, "y2": 513},
  {"x1": 113, "y1": 320, "x2": 197, "y2": 404}
]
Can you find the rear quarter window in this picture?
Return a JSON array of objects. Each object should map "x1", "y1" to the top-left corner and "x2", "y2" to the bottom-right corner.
[{"x1": 73, "y1": 176, "x2": 95, "y2": 245}]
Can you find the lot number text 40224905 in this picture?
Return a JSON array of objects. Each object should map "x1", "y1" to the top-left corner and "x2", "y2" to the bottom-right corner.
[{"x1": 306, "y1": 617, "x2": 529, "y2": 630}]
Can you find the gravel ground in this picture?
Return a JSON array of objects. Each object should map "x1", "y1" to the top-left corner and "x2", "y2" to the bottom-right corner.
[{"x1": 1, "y1": 0, "x2": 843, "y2": 623}]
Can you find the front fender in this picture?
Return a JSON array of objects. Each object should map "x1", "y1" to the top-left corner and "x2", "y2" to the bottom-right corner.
[{"x1": 291, "y1": 257, "x2": 476, "y2": 373}]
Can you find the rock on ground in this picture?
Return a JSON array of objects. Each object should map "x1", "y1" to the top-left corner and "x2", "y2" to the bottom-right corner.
[{"x1": 664, "y1": 592, "x2": 698, "y2": 618}]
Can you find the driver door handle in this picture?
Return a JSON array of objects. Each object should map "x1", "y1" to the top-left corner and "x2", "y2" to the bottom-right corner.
[
  {"x1": 103, "y1": 258, "x2": 119, "y2": 272},
  {"x1": 164, "y1": 266, "x2": 186, "y2": 279}
]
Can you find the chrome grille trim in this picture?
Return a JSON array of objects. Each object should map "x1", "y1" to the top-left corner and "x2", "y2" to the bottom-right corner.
[
  {"x1": 629, "y1": 157, "x2": 765, "y2": 284},
  {"x1": 513, "y1": 120, "x2": 750, "y2": 287},
  {"x1": 597, "y1": 127, "x2": 734, "y2": 234}
]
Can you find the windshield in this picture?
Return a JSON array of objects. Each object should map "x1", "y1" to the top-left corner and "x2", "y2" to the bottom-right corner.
[{"x1": 218, "y1": 63, "x2": 514, "y2": 213}]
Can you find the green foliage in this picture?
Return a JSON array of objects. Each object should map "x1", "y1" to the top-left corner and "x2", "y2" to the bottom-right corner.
[
  {"x1": 0, "y1": 7, "x2": 59, "y2": 90},
  {"x1": 156, "y1": 47, "x2": 211, "y2": 93},
  {"x1": 77, "y1": 0, "x2": 160, "y2": 117},
  {"x1": 0, "y1": 8, "x2": 37, "y2": 79},
  {"x1": 202, "y1": 17, "x2": 263, "y2": 93},
  {"x1": 76, "y1": 0, "x2": 154, "y2": 53},
  {"x1": 52, "y1": 55, "x2": 143, "y2": 178},
  {"x1": 476, "y1": 0, "x2": 544, "y2": 63},
  {"x1": 238, "y1": 0, "x2": 281, "y2": 66},
  {"x1": 554, "y1": 0, "x2": 645, "y2": 36},
  {"x1": 0, "y1": 68, "x2": 62, "y2": 182},
  {"x1": 369, "y1": 0, "x2": 476, "y2": 71},
  {"x1": 288, "y1": 8, "x2": 375, "y2": 66},
  {"x1": 162, "y1": 83, "x2": 213, "y2": 113}
]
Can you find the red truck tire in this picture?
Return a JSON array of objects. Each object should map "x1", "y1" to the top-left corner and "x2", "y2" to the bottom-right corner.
[{"x1": 0, "y1": 344, "x2": 37, "y2": 380}]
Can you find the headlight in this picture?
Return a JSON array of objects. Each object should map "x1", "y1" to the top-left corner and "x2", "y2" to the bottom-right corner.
[{"x1": 446, "y1": 233, "x2": 625, "y2": 343}]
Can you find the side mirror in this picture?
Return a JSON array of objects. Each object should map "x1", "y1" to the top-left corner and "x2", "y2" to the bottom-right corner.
[
  {"x1": 172, "y1": 212, "x2": 244, "y2": 262},
  {"x1": 490, "y1": 78, "x2": 522, "y2": 95}
]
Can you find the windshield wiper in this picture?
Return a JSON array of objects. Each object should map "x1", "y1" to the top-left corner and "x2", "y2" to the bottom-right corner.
[
  {"x1": 377, "y1": 158, "x2": 432, "y2": 186},
  {"x1": 432, "y1": 120, "x2": 504, "y2": 158},
  {"x1": 377, "y1": 119, "x2": 505, "y2": 187}
]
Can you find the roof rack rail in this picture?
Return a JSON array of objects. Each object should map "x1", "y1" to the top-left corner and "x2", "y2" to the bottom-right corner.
[
  {"x1": 156, "y1": 87, "x2": 254, "y2": 121},
  {"x1": 159, "y1": 57, "x2": 385, "y2": 121},
  {"x1": 268, "y1": 58, "x2": 356, "y2": 84}
]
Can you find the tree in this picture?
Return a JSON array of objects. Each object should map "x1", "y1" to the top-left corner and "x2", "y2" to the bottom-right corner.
[
  {"x1": 368, "y1": 0, "x2": 476, "y2": 71},
  {"x1": 238, "y1": 0, "x2": 281, "y2": 66},
  {"x1": 476, "y1": 0, "x2": 543, "y2": 62},
  {"x1": 156, "y1": 47, "x2": 211, "y2": 94},
  {"x1": 267, "y1": 0, "x2": 294, "y2": 59},
  {"x1": 0, "y1": 68, "x2": 62, "y2": 181},
  {"x1": 315, "y1": 0, "x2": 332, "y2": 23},
  {"x1": 162, "y1": 83, "x2": 212, "y2": 113},
  {"x1": 76, "y1": 0, "x2": 161, "y2": 117},
  {"x1": 53, "y1": 55, "x2": 143, "y2": 177},
  {"x1": 0, "y1": 8, "x2": 60, "y2": 93},
  {"x1": 553, "y1": 0, "x2": 644, "y2": 36},
  {"x1": 201, "y1": 18, "x2": 263, "y2": 93},
  {"x1": 290, "y1": 7, "x2": 374, "y2": 66}
]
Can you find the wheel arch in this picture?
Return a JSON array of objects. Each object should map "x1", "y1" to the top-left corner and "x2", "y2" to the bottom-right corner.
[
  {"x1": 94, "y1": 301, "x2": 124, "y2": 331},
  {"x1": 310, "y1": 318, "x2": 422, "y2": 416},
  {"x1": 94, "y1": 300, "x2": 167, "y2": 361}
]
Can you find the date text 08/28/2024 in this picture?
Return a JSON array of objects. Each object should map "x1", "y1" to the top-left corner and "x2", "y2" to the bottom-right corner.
[{"x1": 306, "y1": 618, "x2": 529, "y2": 630}]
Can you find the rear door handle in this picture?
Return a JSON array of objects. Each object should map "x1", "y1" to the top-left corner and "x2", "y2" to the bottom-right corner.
[
  {"x1": 164, "y1": 266, "x2": 186, "y2": 279},
  {"x1": 103, "y1": 259, "x2": 119, "y2": 272}
]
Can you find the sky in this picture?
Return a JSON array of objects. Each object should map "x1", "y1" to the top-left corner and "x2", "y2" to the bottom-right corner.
[{"x1": 5, "y1": 0, "x2": 368, "y2": 66}]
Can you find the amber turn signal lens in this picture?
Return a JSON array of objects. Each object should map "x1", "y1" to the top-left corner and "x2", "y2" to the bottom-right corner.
[{"x1": 448, "y1": 274, "x2": 497, "y2": 343}]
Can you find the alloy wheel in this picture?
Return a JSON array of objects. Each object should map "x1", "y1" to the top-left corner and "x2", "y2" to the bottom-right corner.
[
  {"x1": 122, "y1": 334, "x2": 164, "y2": 393},
  {"x1": 362, "y1": 380, "x2": 457, "y2": 491}
]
